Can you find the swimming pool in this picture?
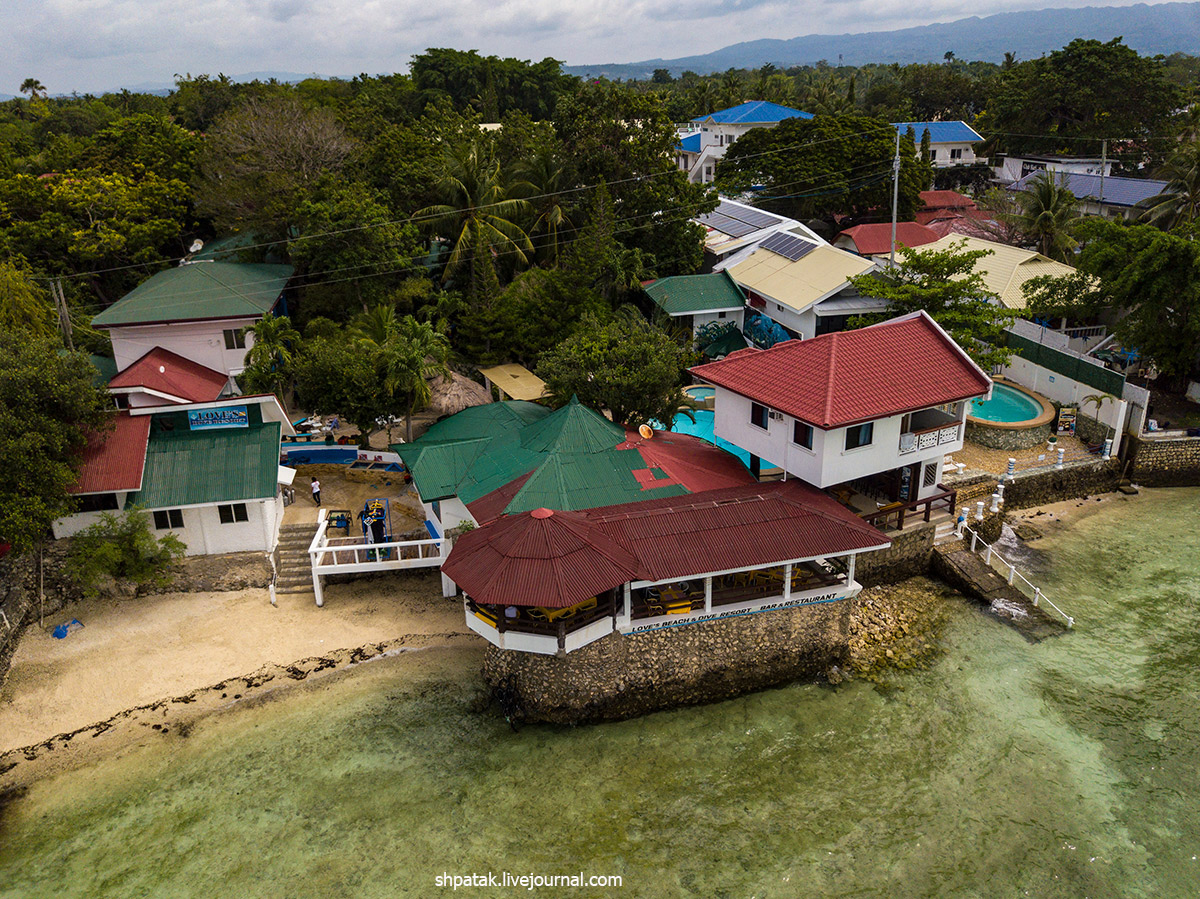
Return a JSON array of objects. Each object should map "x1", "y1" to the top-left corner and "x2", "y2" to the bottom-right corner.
[
  {"x1": 969, "y1": 383, "x2": 1043, "y2": 423},
  {"x1": 684, "y1": 385, "x2": 715, "y2": 401},
  {"x1": 662, "y1": 409, "x2": 774, "y2": 469}
]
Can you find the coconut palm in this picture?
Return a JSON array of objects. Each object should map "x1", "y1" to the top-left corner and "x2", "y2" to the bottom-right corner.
[
  {"x1": 1011, "y1": 172, "x2": 1082, "y2": 262},
  {"x1": 19, "y1": 78, "x2": 45, "y2": 100},
  {"x1": 414, "y1": 141, "x2": 532, "y2": 299},
  {"x1": 511, "y1": 146, "x2": 572, "y2": 266},
  {"x1": 1138, "y1": 141, "x2": 1200, "y2": 229},
  {"x1": 241, "y1": 312, "x2": 301, "y2": 410},
  {"x1": 1081, "y1": 393, "x2": 1115, "y2": 444}
]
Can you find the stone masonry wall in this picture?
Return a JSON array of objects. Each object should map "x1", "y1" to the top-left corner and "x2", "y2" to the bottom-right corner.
[
  {"x1": 484, "y1": 599, "x2": 851, "y2": 724},
  {"x1": 1128, "y1": 436, "x2": 1200, "y2": 487},
  {"x1": 855, "y1": 522, "x2": 935, "y2": 587},
  {"x1": 1000, "y1": 459, "x2": 1122, "y2": 510}
]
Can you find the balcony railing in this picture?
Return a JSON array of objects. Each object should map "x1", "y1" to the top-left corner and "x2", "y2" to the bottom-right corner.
[
  {"x1": 899, "y1": 422, "x2": 962, "y2": 455},
  {"x1": 859, "y1": 484, "x2": 957, "y2": 530}
]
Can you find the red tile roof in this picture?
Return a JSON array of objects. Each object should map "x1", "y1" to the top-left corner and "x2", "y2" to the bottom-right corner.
[
  {"x1": 108, "y1": 347, "x2": 229, "y2": 404},
  {"x1": 919, "y1": 190, "x2": 978, "y2": 211},
  {"x1": 71, "y1": 413, "x2": 150, "y2": 494},
  {"x1": 445, "y1": 481, "x2": 891, "y2": 608},
  {"x1": 690, "y1": 311, "x2": 991, "y2": 428},
  {"x1": 618, "y1": 429, "x2": 753, "y2": 493},
  {"x1": 443, "y1": 507, "x2": 641, "y2": 608},
  {"x1": 838, "y1": 222, "x2": 939, "y2": 255}
]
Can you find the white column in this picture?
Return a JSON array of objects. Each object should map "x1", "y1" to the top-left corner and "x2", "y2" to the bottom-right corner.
[
  {"x1": 783, "y1": 564, "x2": 792, "y2": 600},
  {"x1": 704, "y1": 577, "x2": 712, "y2": 613},
  {"x1": 623, "y1": 583, "x2": 632, "y2": 624},
  {"x1": 847, "y1": 553, "x2": 856, "y2": 585}
]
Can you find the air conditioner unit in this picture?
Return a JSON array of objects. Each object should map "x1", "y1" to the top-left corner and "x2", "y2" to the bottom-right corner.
[{"x1": 768, "y1": 410, "x2": 784, "y2": 421}]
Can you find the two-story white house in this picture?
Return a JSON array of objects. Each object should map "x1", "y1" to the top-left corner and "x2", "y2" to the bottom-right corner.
[
  {"x1": 690, "y1": 311, "x2": 992, "y2": 505},
  {"x1": 893, "y1": 121, "x2": 983, "y2": 167},
  {"x1": 677, "y1": 101, "x2": 813, "y2": 184},
  {"x1": 91, "y1": 261, "x2": 294, "y2": 377}
]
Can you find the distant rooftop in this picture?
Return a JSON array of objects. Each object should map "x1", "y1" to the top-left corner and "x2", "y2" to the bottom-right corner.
[
  {"x1": 893, "y1": 121, "x2": 983, "y2": 144},
  {"x1": 644, "y1": 272, "x2": 746, "y2": 316},
  {"x1": 694, "y1": 101, "x2": 813, "y2": 125},
  {"x1": 1007, "y1": 171, "x2": 1169, "y2": 209}
]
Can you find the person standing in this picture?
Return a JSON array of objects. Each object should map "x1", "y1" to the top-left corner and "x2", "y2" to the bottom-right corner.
[{"x1": 311, "y1": 477, "x2": 321, "y2": 505}]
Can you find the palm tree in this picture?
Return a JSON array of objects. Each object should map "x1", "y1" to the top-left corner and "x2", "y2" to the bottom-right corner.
[
  {"x1": 1011, "y1": 172, "x2": 1082, "y2": 262},
  {"x1": 1082, "y1": 393, "x2": 1114, "y2": 444},
  {"x1": 1138, "y1": 141, "x2": 1200, "y2": 229},
  {"x1": 511, "y1": 146, "x2": 572, "y2": 266},
  {"x1": 19, "y1": 78, "x2": 45, "y2": 100},
  {"x1": 414, "y1": 141, "x2": 532, "y2": 300},
  {"x1": 241, "y1": 312, "x2": 301, "y2": 411}
]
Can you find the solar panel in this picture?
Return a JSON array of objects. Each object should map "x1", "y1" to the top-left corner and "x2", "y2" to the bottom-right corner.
[
  {"x1": 723, "y1": 204, "x2": 779, "y2": 230},
  {"x1": 698, "y1": 211, "x2": 757, "y2": 238},
  {"x1": 759, "y1": 232, "x2": 817, "y2": 262}
]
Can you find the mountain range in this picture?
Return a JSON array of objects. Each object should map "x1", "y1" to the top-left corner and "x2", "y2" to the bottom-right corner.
[{"x1": 566, "y1": 2, "x2": 1200, "y2": 78}]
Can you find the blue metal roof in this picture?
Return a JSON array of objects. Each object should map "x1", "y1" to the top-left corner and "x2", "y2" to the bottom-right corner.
[
  {"x1": 694, "y1": 101, "x2": 813, "y2": 125},
  {"x1": 678, "y1": 132, "x2": 702, "y2": 153},
  {"x1": 893, "y1": 121, "x2": 983, "y2": 144},
  {"x1": 1007, "y1": 171, "x2": 1170, "y2": 208}
]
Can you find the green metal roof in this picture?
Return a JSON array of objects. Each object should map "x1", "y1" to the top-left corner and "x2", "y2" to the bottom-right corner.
[
  {"x1": 518, "y1": 396, "x2": 626, "y2": 454},
  {"x1": 92, "y1": 262, "x2": 293, "y2": 328},
  {"x1": 644, "y1": 271, "x2": 746, "y2": 316},
  {"x1": 506, "y1": 449, "x2": 689, "y2": 514},
  {"x1": 418, "y1": 401, "x2": 549, "y2": 443},
  {"x1": 127, "y1": 420, "x2": 281, "y2": 508},
  {"x1": 702, "y1": 328, "x2": 749, "y2": 358}
]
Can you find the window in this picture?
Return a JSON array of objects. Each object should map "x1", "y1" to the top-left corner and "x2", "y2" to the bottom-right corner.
[
  {"x1": 223, "y1": 328, "x2": 246, "y2": 350},
  {"x1": 793, "y1": 421, "x2": 813, "y2": 449},
  {"x1": 844, "y1": 422, "x2": 874, "y2": 450},
  {"x1": 750, "y1": 402, "x2": 769, "y2": 430},
  {"x1": 929, "y1": 149, "x2": 938, "y2": 160},
  {"x1": 77, "y1": 493, "x2": 119, "y2": 513},
  {"x1": 923, "y1": 462, "x2": 939, "y2": 488},
  {"x1": 218, "y1": 503, "x2": 249, "y2": 524},
  {"x1": 704, "y1": 166, "x2": 714, "y2": 182},
  {"x1": 950, "y1": 148, "x2": 963, "y2": 160},
  {"x1": 153, "y1": 509, "x2": 184, "y2": 530},
  {"x1": 718, "y1": 311, "x2": 727, "y2": 319}
]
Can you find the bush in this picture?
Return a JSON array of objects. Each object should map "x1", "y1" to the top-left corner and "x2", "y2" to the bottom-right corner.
[{"x1": 66, "y1": 508, "x2": 186, "y2": 597}]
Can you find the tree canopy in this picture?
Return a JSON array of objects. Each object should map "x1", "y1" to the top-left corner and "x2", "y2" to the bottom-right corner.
[{"x1": 848, "y1": 241, "x2": 1014, "y2": 370}]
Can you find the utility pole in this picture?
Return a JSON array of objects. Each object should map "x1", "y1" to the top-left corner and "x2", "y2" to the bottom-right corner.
[
  {"x1": 52, "y1": 279, "x2": 74, "y2": 351},
  {"x1": 889, "y1": 130, "x2": 901, "y2": 269},
  {"x1": 1098, "y1": 139, "x2": 1107, "y2": 211}
]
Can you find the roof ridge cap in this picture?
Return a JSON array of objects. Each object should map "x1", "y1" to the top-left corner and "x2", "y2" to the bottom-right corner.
[{"x1": 823, "y1": 332, "x2": 839, "y2": 428}]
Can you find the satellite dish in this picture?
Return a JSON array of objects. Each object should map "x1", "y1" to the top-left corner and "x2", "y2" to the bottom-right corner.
[
  {"x1": 189, "y1": 239, "x2": 204, "y2": 254},
  {"x1": 638, "y1": 424, "x2": 654, "y2": 440}
]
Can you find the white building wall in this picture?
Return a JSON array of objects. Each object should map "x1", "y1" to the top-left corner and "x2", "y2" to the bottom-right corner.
[
  {"x1": 51, "y1": 493, "x2": 130, "y2": 540},
  {"x1": 422, "y1": 497, "x2": 476, "y2": 533},
  {"x1": 164, "y1": 499, "x2": 276, "y2": 556},
  {"x1": 691, "y1": 309, "x2": 745, "y2": 336},
  {"x1": 109, "y1": 318, "x2": 258, "y2": 376},
  {"x1": 928, "y1": 142, "x2": 979, "y2": 168},
  {"x1": 712, "y1": 387, "x2": 962, "y2": 494}
]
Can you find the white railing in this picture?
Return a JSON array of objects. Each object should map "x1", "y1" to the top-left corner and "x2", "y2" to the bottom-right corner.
[
  {"x1": 956, "y1": 523, "x2": 1074, "y2": 628},
  {"x1": 899, "y1": 423, "x2": 961, "y2": 454}
]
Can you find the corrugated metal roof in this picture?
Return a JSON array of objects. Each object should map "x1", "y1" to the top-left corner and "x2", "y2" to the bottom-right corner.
[
  {"x1": 519, "y1": 396, "x2": 626, "y2": 453},
  {"x1": 729, "y1": 242, "x2": 875, "y2": 312},
  {"x1": 505, "y1": 449, "x2": 691, "y2": 515},
  {"x1": 919, "y1": 190, "x2": 978, "y2": 211},
  {"x1": 691, "y1": 311, "x2": 991, "y2": 428},
  {"x1": 108, "y1": 347, "x2": 229, "y2": 403},
  {"x1": 922, "y1": 234, "x2": 1076, "y2": 310},
  {"x1": 92, "y1": 262, "x2": 293, "y2": 328},
  {"x1": 695, "y1": 101, "x2": 813, "y2": 124},
  {"x1": 71, "y1": 413, "x2": 150, "y2": 494},
  {"x1": 837, "y1": 223, "x2": 940, "y2": 256},
  {"x1": 416, "y1": 401, "x2": 549, "y2": 443},
  {"x1": 678, "y1": 133, "x2": 702, "y2": 153},
  {"x1": 893, "y1": 121, "x2": 983, "y2": 144},
  {"x1": 477, "y1": 365, "x2": 549, "y2": 401},
  {"x1": 443, "y1": 508, "x2": 642, "y2": 608},
  {"x1": 644, "y1": 272, "x2": 747, "y2": 315},
  {"x1": 1007, "y1": 171, "x2": 1169, "y2": 209},
  {"x1": 126, "y1": 420, "x2": 281, "y2": 508},
  {"x1": 445, "y1": 481, "x2": 891, "y2": 607}
]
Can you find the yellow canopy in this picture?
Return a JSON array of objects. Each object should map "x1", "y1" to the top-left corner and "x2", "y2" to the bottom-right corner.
[{"x1": 478, "y1": 364, "x2": 548, "y2": 402}]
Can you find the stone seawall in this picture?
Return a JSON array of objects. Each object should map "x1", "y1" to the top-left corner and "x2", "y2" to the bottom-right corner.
[
  {"x1": 855, "y1": 522, "x2": 935, "y2": 587},
  {"x1": 1129, "y1": 436, "x2": 1200, "y2": 487},
  {"x1": 1000, "y1": 460, "x2": 1122, "y2": 510},
  {"x1": 483, "y1": 599, "x2": 851, "y2": 724}
]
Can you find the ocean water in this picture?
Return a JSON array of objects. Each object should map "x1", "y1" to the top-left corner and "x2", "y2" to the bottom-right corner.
[{"x1": 2, "y1": 490, "x2": 1200, "y2": 898}]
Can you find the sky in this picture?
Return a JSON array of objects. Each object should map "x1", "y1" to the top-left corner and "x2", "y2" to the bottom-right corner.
[{"x1": 0, "y1": 0, "x2": 1162, "y2": 94}]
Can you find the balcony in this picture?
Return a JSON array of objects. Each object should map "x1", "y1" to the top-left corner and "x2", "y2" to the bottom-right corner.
[{"x1": 899, "y1": 408, "x2": 962, "y2": 455}]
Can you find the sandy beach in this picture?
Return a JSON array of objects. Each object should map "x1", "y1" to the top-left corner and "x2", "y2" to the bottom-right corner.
[{"x1": 0, "y1": 572, "x2": 477, "y2": 790}]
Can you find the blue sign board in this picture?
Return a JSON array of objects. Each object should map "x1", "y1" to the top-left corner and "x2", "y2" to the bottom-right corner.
[{"x1": 188, "y1": 406, "x2": 248, "y2": 430}]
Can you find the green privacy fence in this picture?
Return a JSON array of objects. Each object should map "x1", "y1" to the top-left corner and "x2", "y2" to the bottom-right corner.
[{"x1": 1006, "y1": 332, "x2": 1126, "y2": 397}]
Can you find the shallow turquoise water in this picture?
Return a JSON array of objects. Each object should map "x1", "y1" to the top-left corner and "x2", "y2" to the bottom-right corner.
[
  {"x1": 2, "y1": 489, "x2": 1200, "y2": 898},
  {"x1": 970, "y1": 382, "x2": 1043, "y2": 423}
]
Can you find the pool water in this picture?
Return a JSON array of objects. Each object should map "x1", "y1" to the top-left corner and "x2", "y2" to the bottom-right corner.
[
  {"x1": 969, "y1": 382, "x2": 1043, "y2": 423},
  {"x1": 683, "y1": 386, "x2": 715, "y2": 400},
  {"x1": 664, "y1": 409, "x2": 777, "y2": 469}
]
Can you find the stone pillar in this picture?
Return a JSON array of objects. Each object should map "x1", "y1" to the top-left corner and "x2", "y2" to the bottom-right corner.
[
  {"x1": 1055, "y1": 447, "x2": 1065, "y2": 469},
  {"x1": 975, "y1": 500, "x2": 985, "y2": 521}
]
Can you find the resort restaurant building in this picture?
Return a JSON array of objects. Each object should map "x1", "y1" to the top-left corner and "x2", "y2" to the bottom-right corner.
[{"x1": 442, "y1": 480, "x2": 890, "y2": 657}]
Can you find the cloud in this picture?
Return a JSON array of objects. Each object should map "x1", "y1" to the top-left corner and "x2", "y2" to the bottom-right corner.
[{"x1": 0, "y1": 0, "x2": 1160, "y2": 94}]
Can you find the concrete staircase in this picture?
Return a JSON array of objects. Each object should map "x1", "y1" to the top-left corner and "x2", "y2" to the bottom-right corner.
[
  {"x1": 274, "y1": 523, "x2": 317, "y2": 595},
  {"x1": 929, "y1": 509, "x2": 959, "y2": 545}
]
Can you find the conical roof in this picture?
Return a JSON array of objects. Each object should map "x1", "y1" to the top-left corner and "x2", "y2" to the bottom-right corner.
[
  {"x1": 443, "y1": 507, "x2": 640, "y2": 608},
  {"x1": 518, "y1": 395, "x2": 625, "y2": 454}
]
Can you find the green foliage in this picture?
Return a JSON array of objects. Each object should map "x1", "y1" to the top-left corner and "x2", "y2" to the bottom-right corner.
[
  {"x1": 410, "y1": 49, "x2": 576, "y2": 120},
  {"x1": 1025, "y1": 220, "x2": 1200, "y2": 383},
  {"x1": 0, "y1": 333, "x2": 110, "y2": 553},
  {"x1": 536, "y1": 311, "x2": 693, "y2": 428},
  {"x1": 294, "y1": 333, "x2": 390, "y2": 439},
  {"x1": 716, "y1": 114, "x2": 930, "y2": 223},
  {"x1": 65, "y1": 508, "x2": 186, "y2": 597},
  {"x1": 492, "y1": 267, "x2": 607, "y2": 365},
  {"x1": 1010, "y1": 171, "x2": 1083, "y2": 262},
  {"x1": 0, "y1": 259, "x2": 56, "y2": 338},
  {"x1": 977, "y1": 38, "x2": 1180, "y2": 166},
  {"x1": 1138, "y1": 140, "x2": 1200, "y2": 230},
  {"x1": 76, "y1": 114, "x2": 202, "y2": 183},
  {"x1": 240, "y1": 312, "x2": 301, "y2": 403},
  {"x1": 848, "y1": 241, "x2": 1014, "y2": 370}
]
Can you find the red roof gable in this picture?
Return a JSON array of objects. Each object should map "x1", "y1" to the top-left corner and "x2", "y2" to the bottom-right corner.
[
  {"x1": 72, "y1": 413, "x2": 150, "y2": 494},
  {"x1": 839, "y1": 222, "x2": 939, "y2": 255},
  {"x1": 445, "y1": 481, "x2": 890, "y2": 608},
  {"x1": 109, "y1": 347, "x2": 229, "y2": 404},
  {"x1": 919, "y1": 190, "x2": 977, "y2": 211},
  {"x1": 690, "y1": 311, "x2": 991, "y2": 429}
]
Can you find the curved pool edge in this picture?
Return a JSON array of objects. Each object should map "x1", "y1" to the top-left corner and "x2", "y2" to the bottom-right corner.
[{"x1": 965, "y1": 380, "x2": 1057, "y2": 449}]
